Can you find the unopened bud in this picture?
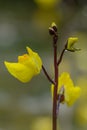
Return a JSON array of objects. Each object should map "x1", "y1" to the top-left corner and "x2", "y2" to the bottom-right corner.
[
  {"x1": 49, "y1": 27, "x2": 55, "y2": 35},
  {"x1": 51, "y1": 22, "x2": 57, "y2": 32}
]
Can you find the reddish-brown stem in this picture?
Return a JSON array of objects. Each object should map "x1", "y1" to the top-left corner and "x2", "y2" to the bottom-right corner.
[
  {"x1": 57, "y1": 44, "x2": 67, "y2": 66},
  {"x1": 47, "y1": 24, "x2": 67, "y2": 130},
  {"x1": 53, "y1": 35, "x2": 58, "y2": 130},
  {"x1": 42, "y1": 65, "x2": 55, "y2": 85}
]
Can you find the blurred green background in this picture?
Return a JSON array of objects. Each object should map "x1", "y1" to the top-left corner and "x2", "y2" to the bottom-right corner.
[{"x1": 0, "y1": 0, "x2": 87, "y2": 130}]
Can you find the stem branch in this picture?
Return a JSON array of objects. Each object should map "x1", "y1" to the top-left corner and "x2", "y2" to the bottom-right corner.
[
  {"x1": 57, "y1": 44, "x2": 67, "y2": 66},
  {"x1": 57, "y1": 48, "x2": 65, "y2": 66},
  {"x1": 42, "y1": 65, "x2": 55, "y2": 85}
]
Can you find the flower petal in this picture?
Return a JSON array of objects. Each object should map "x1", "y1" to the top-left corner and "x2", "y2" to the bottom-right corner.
[
  {"x1": 65, "y1": 86, "x2": 81, "y2": 106},
  {"x1": 26, "y1": 47, "x2": 42, "y2": 74},
  {"x1": 66, "y1": 37, "x2": 81, "y2": 52},
  {"x1": 4, "y1": 61, "x2": 35, "y2": 83}
]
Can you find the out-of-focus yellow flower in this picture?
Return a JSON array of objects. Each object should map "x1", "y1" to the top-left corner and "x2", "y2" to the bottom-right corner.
[
  {"x1": 51, "y1": 72, "x2": 81, "y2": 106},
  {"x1": 4, "y1": 47, "x2": 42, "y2": 83},
  {"x1": 31, "y1": 117, "x2": 51, "y2": 130},
  {"x1": 75, "y1": 104, "x2": 87, "y2": 125},
  {"x1": 66, "y1": 37, "x2": 81, "y2": 52},
  {"x1": 34, "y1": 0, "x2": 60, "y2": 9}
]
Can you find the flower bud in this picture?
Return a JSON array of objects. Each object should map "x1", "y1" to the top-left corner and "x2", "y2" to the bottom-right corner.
[
  {"x1": 49, "y1": 27, "x2": 55, "y2": 35},
  {"x1": 66, "y1": 37, "x2": 81, "y2": 52},
  {"x1": 51, "y1": 22, "x2": 57, "y2": 32}
]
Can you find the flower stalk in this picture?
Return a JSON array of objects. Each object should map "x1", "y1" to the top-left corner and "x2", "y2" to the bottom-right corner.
[
  {"x1": 53, "y1": 33, "x2": 58, "y2": 130},
  {"x1": 49, "y1": 23, "x2": 59, "y2": 130}
]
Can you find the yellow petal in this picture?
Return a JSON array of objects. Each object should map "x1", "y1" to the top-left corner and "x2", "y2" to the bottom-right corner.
[
  {"x1": 18, "y1": 54, "x2": 29, "y2": 64},
  {"x1": 26, "y1": 47, "x2": 42, "y2": 74},
  {"x1": 65, "y1": 86, "x2": 81, "y2": 106},
  {"x1": 68, "y1": 37, "x2": 78, "y2": 48},
  {"x1": 4, "y1": 61, "x2": 36, "y2": 83},
  {"x1": 58, "y1": 72, "x2": 74, "y2": 91},
  {"x1": 51, "y1": 22, "x2": 57, "y2": 28},
  {"x1": 26, "y1": 46, "x2": 34, "y2": 56},
  {"x1": 67, "y1": 37, "x2": 80, "y2": 52}
]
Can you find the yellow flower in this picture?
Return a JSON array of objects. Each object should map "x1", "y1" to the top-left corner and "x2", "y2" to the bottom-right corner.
[
  {"x1": 4, "y1": 47, "x2": 42, "y2": 83},
  {"x1": 51, "y1": 72, "x2": 81, "y2": 106},
  {"x1": 67, "y1": 37, "x2": 81, "y2": 52},
  {"x1": 34, "y1": 0, "x2": 60, "y2": 9}
]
